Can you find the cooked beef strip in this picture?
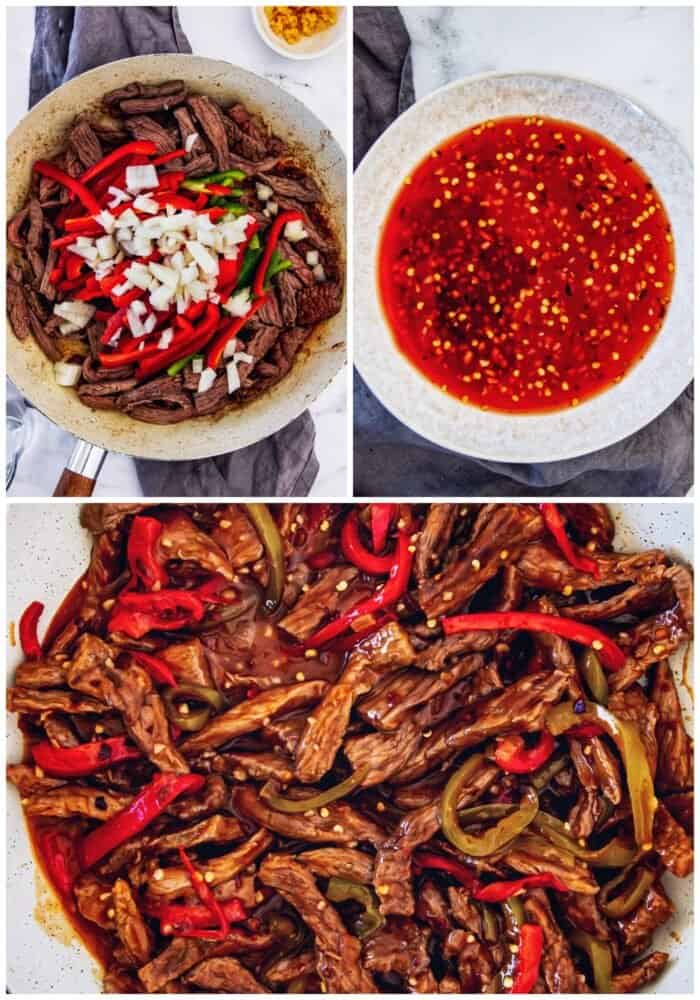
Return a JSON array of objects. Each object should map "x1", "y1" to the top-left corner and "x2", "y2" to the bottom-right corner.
[
  {"x1": 560, "y1": 503, "x2": 616, "y2": 547},
  {"x1": 610, "y1": 951, "x2": 669, "y2": 992},
  {"x1": 524, "y1": 889, "x2": 586, "y2": 993},
  {"x1": 278, "y1": 565, "x2": 359, "y2": 640},
  {"x1": 146, "y1": 829, "x2": 272, "y2": 898},
  {"x1": 500, "y1": 834, "x2": 599, "y2": 895},
  {"x1": 124, "y1": 115, "x2": 177, "y2": 155},
  {"x1": 258, "y1": 172, "x2": 321, "y2": 203},
  {"x1": 294, "y1": 622, "x2": 415, "y2": 783},
  {"x1": 363, "y1": 918, "x2": 437, "y2": 992},
  {"x1": 69, "y1": 121, "x2": 103, "y2": 168},
  {"x1": 517, "y1": 542, "x2": 666, "y2": 593},
  {"x1": 418, "y1": 503, "x2": 544, "y2": 618},
  {"x1": 7, "y1": 764, "x2": 67, "y2": 796},
  {"x1": 259, "y1": 854, "x2": 377, "y2": 994},
  {"x1": 210, "y1": 504, "x2": 263, "y2": 568},
  {"x1": 443, "y1": 929, "x2": 496, "y2": 992},
  {"x1": 119, "y1": 88, "x2": 187, "y2": 114},
  {"x1": 184, "y1": 956, "x2": 268, "y2": 993},
  {"x1": 7, "y1": 687, "x2": 108, "y2": 714},
  {"x1": 615, "y1": 881, "x2": 674, "y2": 957},
  {"x1": 113, "y1": 878, "x2": 153, "y2": 966},
  {"x1": 181, "y1": 680, "x2": 328, "y2": 754},
  {"x1": 652, "y1": 801, "x2": 693, "y2": 877},
  {"x1": 415, "y1": 503, "x2": 458, "y2": 580},
  {"x1": 295, "y1": 280, "x2": 343, "y2": 325},
  {"x1": 157, "y1": 508, "x2": 233, "y2": 580},
  {"x1": 298, "y1": 846, "x2": 375, "y2": 883},
  {"x1": 23, "y1": 785, "x2": 131, "y2": 819},
  {"x1": 651, "y1": 660, "x2": 693, "y2": 791},
  {"x1": 188, "y1": 95, "x2": 231, "y2": 171},
  {"x1": 264, "y1": 950, "x2": 315, "y2": 984},
  {"x1": 13, "y1": 659, "x2": 66, "y2": 689},
  {"x1": 138, "y1": 938, "x2": 212, "y2": 992},
  {"x1": 611, "y1": 605, "x2": 690, "y2": 690}
]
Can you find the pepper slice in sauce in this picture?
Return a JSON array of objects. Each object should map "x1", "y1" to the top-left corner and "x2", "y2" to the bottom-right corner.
[{"x1": 378, "y1": 116, "x2": 674, "y2": 413}]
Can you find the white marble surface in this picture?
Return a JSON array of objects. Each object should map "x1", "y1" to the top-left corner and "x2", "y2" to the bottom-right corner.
[
  {"x1": 401, "y1": 6, "x2": 692, "y2": 153},
  {"x1": 6, "y1": 5, "x2": 348, "y2": 498}
]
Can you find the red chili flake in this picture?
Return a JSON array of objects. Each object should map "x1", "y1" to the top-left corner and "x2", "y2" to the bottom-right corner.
[{"x1": 379, "y1": 116, "x2": 674, "y2": 414}]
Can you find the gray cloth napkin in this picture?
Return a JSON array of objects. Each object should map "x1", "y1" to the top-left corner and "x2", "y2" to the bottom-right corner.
[
  {"x1": 29, "y1": 6, "x2": 319, "y2": 497},
  {"x1": 353, "y1": 7, "x2": 693, "y2": 498}
]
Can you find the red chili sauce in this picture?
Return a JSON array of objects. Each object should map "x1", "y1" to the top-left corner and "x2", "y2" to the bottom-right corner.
[{"x1": 378, "y1": 116, "x2": 674, "y2": 413}]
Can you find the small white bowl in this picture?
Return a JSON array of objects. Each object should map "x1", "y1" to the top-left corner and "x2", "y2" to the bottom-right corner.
[{"x1": 252, "y1": 6, "x2": 345, "y2": 61}]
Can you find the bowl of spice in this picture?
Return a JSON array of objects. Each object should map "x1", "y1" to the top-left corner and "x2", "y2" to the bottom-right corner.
[
  {"x1": 355, "y1": 72, "x2": 693, "y2": 462},
  {"x1": 253, "y1": 6, "x2": 345, "y2": 60}
]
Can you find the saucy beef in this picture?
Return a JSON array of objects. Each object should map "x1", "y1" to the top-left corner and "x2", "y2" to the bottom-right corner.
[
  {"x1": 7, "y1": 79, "x2": 342, "y2": 426},
  {"x1": 7, "y1": 502, "x2": 692, "y2": 994}
]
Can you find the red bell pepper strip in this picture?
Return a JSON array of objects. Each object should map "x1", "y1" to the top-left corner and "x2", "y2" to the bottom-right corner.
[
  {"x1": 306, "y1": 550, "x2": 338, "y2": 570},
  {"x1": 509, "y1": 923, "x2": 544, "y2": 994},
  {"x1": 58, "y1": 276, "x2": 87, "y2": 293},
  {"x1": 151, "y1": 192, "x2": 200, "y2": 211},
  {"x1": 38, "y1": 827, "x2": 79, "y2": 897},
  {"x1": 304, "y1": 532, "x2": 414, "y2": 648},
  {"x1": 99, "y1": 307, "x2": 129, "y2": 347},
  {"x1": 494, "y1": 731, "x2": 556, "y2": 774},
  {"x1": 32, "y1": 737, "x2": 142, "y2": 778},
  {"x1": 473, "y1": 873, "x2": 569, "y2": 903},
  {"x1": 111, "y1": 286, "x2": 144, "y2": 309},
  {"x1": 78, "y1": 772, "x2": 206, "y2": 869},
  {"x1": 65, "y1": 252, "x2": 85, "y2": 281},
  {"x1": 217, "y1": 256, "x2": 243, "y2": 291},
  {"x1": 136, "y1": 303, "x2": 220, "y2": 381},
  {"x1": 205, "y1": 295, "x2": 269, "y2": 370},
  {"x1": 413, "y1": 850, "x2": 479, "y2": 892},
  {"x1": 190, "y1": 574, "x2": 239, "y2": 606},
  {"x1": 143, "y1": 896, "x2": 247, "y2": 934},
  {"x1": 155, "y1": 170, "x2": 187, "y2": 192},
  {"x1": 177, "y1": 847, "x2": 230, "y2": 939},
  {"x1": 62, "y1": 215, "x2": 106, "y2": 234},
  {"x1": 540, "y1": 503, "x2": 600, "y2": 579},
  {"x1": 566, "y1": 722, "x2": 606, "y2": 739},
  {"x1": 108, "y1": 590, "x2": 206, "y2": 639},
  {"x1": 185, "y1": 300, "x2": 208, "y2": 321},
  {"x1": 131, "y1": 651, "x2": 178, "y2": 688},
  {"x1": 19, "y1": 601, "x2": 44, "y2": 659},
  {"x1": 252, "y1": 210, "x2": 304, "y2": 297},
  {"x1": 152, "y1": 149, "x2": 187, "y2": 166},
  {"x1": 442, "y1": 612, "x2": 626, "y2": 671},
  {"x1": 79, "y1": 140, "x2": 158, "y2": 184},
  {"x1": 74, "y1": 286, "x2": 105, "y2": 302},
  {"x1": 127, "y1": 515, "x2": 169, "y2": 590},
  {"x1": 371, "y1": 503, "x2": 396, "y2": 554},
  {"x1": 340, "y1": 509, "x2": 395, "y2": 574},
  {"x1": 33, "y1": 160, "x2": 101, "y2": 215}
]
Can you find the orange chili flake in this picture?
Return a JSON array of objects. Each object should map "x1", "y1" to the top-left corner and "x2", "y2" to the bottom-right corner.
[{"x1": 379, "y1": 116, "x2": 674, "y2": 413}]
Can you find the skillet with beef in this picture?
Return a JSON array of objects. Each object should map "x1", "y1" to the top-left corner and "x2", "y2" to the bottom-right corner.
[
  {"x1": 7, "y1": 80, "x2": 342, "y2": 425},
  {"x1": 7, "y1": 503, "x2": 693, "y2": 992}
]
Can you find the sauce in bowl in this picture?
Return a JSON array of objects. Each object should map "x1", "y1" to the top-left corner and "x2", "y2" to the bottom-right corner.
[{"x1": 378, "y1": 116, "x2": 674, "y2": 413}]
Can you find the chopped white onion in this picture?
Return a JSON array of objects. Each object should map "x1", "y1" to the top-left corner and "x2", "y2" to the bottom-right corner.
[
  {"x1": 267, "y1": 201, "x2": 279, "y2": 217},
  {"x1": 226, "y1": 359, "x2": 241, "y2": 394},
  {"x1": 107, "y1": 186, "x2": 131, "y2": 209},
  {"x1": 53, "y1": 361, "x2": 83, "y2": 387},
  {"x1": 313, "y1": 263, "x2": 326, "y2": 282},
  {"x1": 197, "y1": 367, "x2": 217, "y2": 393},
  {"x1": 185, "y1": 240, "x2": 218, "y2": 276},
  {"x1": 223, "y1": 337, "x2": 239, "y2": 360},
  {"x1": 95, "y1": 209, "x2": 116, "y2": 234},
  {"x1": 133, "y1": 194, "x2": 159, "y2": 215},
  {"x1": 53, "y1": 300, "x2": 95, "y2": 330},
  {"x1": 149, "y1": 284, "x2": 175, "y2": 312},
  {"x1": 256, "y1": 182, "x2": 273, "y2": 202},
  {"x1": 223, "y1": 286, "x2": 251, "y2": 318},
  {"x1": 149, "y1": 261, "x2": 180, "y2": 289},
  {"x1": 284, "y1": 219, "x2": 307, "y2": 243},
  {"x1": 192, "y1": 357, "x2": 204, "y2": 374},
  {"x1": 125, "y1": 164, "x2": 159, "y2": 193},
  {"x1": 306, "y1": 250, "x2": 320, "y2": 266},
  {"x1": 185, "y1": 132, "x2": 200, "y2": 153},
  {"x1": 96, "y1": 234, "x2": 117, "y2": 260},
  {"x1": 68, "y1": 242, "x2": 99, "y2": 262},
  {"x1": 117, "y1": 208, "x2": 140, "y2": 228},
  {"x1": 143, "y1": 313, "x2": 157, "y2": 334},
  {"x1": 157, "y1": 327, "x2": 174, "y2": 350}
]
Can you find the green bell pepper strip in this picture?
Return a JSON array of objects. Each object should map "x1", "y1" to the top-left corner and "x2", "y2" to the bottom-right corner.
[
  {"x1": 167, "y1": 352, "x2": 202, "y2": 377},
  {"x1": 598, "y1": 865, "x2": 656, "y2": 918},
  {"x1": 244, "y1": 503, "x2": 285, "y2": 613},
  {"x1": 530, "y1": 753, "x2": 569, "y2": 790},
  {"x1": 195, "y1": 169, "x2": 247, "y2": 184},
  {"x1": 570, "y1": 930, "x2": 613, "y2": 993},
  {"x1": 440, "y1": 756, "x2": 539, "y2": 857},
  {"x1": 579, "y1": 648, "x2": 609, "y2": 705},
  {"x1": 326, "y1": 877, "x2": 385, "y2": 939},
  {"x1": 545, "y1": 701, "x2": 657, "y2": 851},
  {"x1": 531, "y1": 811, "x2": 638, "y2": 868},
  {"x1": 261, "y1": 766, "x2": 369, "y2": 814},
  {"x1": 502, "y1": 896, "x2": 525, "y2": 935},
  {"x1": 264, "y1": 248, "x2": 293, "y2": 286},
  {"x1": 163, "y1": 684, "x2": 225, "y2": 732}
]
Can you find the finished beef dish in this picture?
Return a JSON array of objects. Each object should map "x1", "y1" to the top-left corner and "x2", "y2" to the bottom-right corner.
[
  {"x1": 7, "y1": 502, "x2": 693, "y2": 993},
  {"x1": 379, "y1": 117, "x2": 674, "y2": 413},
  {"x1": 7, "y1": 80, "x2": 342, "y2": 425}
]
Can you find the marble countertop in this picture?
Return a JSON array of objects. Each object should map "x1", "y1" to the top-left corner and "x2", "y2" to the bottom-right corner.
[
  {"x1": 401, "y1": 6, "x2": 691, "y2": 152},
  {"x1": 6, "y1": 5, "x2": 348, "y2": 497}
]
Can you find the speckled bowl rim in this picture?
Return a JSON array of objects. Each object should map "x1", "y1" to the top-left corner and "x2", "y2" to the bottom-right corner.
[
  {"x1": 355, "y1": 71, "x2": 692, "y2": 464},
  {"x1": 251, "y1": 7, "x2": 347, "y2": 61},
  {"x1": 7, "y1": 54, "x2": 346, "y2": 462}
]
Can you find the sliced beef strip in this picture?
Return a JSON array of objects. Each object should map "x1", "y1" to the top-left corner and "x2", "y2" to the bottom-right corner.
[
  {"x1": 615, "y1": 881, "x2": 674, "y2": 957},
  {"x1": 608, "y1": 685, "x2": 658, "y2": 776},
  {"x1": 517, "y1": 542, "x2": 666, "y2": 594},
  {"x1": 611, "y1": 605, "x2": 689, "y2": 691},
  {"x1": 182, "y1": 152, "x2": 216, "y2": 176},
  {"x1": 418, "y1": 503, "x2": 544, "y2": 618},
  {"x1": 651, "y1": 660, "x2": 693, "y2": 791},
  {"x1": 255, "y1": 289, "x2": 284, "y2": 327},
  {"x1": 7, "y1": 205, "x2": 30, "y2": 248},
  {"x1": 294, "y1": 622, "x2": 415, "y2": 783},
  {"x1": 138, "y1": 938, "x2": 212, "y2": 992},
  {"x1": 82, "y1": 356, "x2": 135, "y2": 384},
  {"x1": 29, "y1": 309, "x2": 63, "y2": 362},
  {"x1": 501, "y1": 834, "x2": 598, "y2": 895},
  {"x1": 276, "y1": 268, "x2": 303, "y2": 326},
  {"x1": 7, "y1": 687, "x2": 108, "y2": 714},
  {"x1": 23, "y1": 785, "x2": 131, "y2": 819},
  {"x1": 279, "y1": 238, "x2": 315, "y2": 285},
  {"x1": 652, "y1": 801, "x2": 693, "y2": 877},
  {"x1": 235, "y1": 784, "x2": 384, "y2": 847},
  {"x1": 561, "y1": 891, "x2": 610, "y2": 940},
  {"x1": 560, "y1": 503, "x2": 616, "y2": 547},
  {"x1": 181, "y1": 680, "x2": 328, "y2": 754},
  {"x1": 157, "y1": 508, "x2": 233, "y2": 580},
  {"x1": 258, "y1": 172, "x2": 321, "y2": 203},
  {"x1": 146, "y1": 829, "x2": 272, "y2": 899},
  {"x1": 414, "y1": 630, "x2": 500, "y2": 670},
  {"x1": 124, "y1": 115, "x2": 177, "y2": 155},
  {"x1": 363, "y1": 917, "x2": 437, "y2": 992},
  {"x1": 7, "y1": 764, "x2": 67, "y2": 796},
  {"x1": 210, "y1": 504, "x2": 263, "y2": 568},
  {"x1": 112, "y1": 878, "x2": 153, "y2": 966},
  {"x1": 215, "y1": 750, "x2": 295, "y2": 784},
  {"x1": 115, "y1": 375, "x2": 195, "y2": 424},
  {"x1": 444, "y1": 929, "x2": 496, "y2": 993},
  {"x1": 119, "y1": 88, "x2": 187, "y2": 114},
  {"x1": 523, "y1": 889, "x2": 586, "y2": 993},
  {"x1": 188, "y1": 95, "x2": 231, "y2": 171},
  {"x1": 184, "y1": 957, "x2": 268, "y2": 993},
  {"x1": 297, "y1": 847, "x2": 374, "y2": 883},
  {"x1": 7, "y1": 277, "x2": 33, "y2": 340},
  {"x1": 610, "y1": 952, "x2": 669, "y2": 992},
  {"x1": 224, "y1": 114, "x2": 271, "y2": 163},
  {"x1": 264, "y1": 951, "x2": 315, "y2": 984},
  {"x1": 259, "y1": 854, "x2": 377, "y2": 994},
  {"x1": 561, "y1": 565, "x2": 671, "y2": 623},
  {"x1": 278, "y1": 565, "x2": 359, "y2": 640},
  {"x1": 415, "y1": 504, "x2": 458, "y2": 580},
  {"x1": 415, "y1": 879, "x2": 453, "y2": 937},
  {"x1": 69, "y1": 120, "x2": 103, "y2": 168},
  {"x1": 295, "y1": 280, "x2": 342, "y2": 325},
  {"x1": 173, "y1": 106, "x2": 206, "y2": 157},
  {"x1": 103, "y1": 79, "x2": 185, "y2": 111},
  {"x1": 13, "y1": 659, "x2": 66, "y2": 689},
  {"x1": 228, "y1": 151, "x2": 280, "y2": 176}
]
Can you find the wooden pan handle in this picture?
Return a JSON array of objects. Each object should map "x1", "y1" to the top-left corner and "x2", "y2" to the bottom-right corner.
[{"x1": 53, "y1": 441, "x2": 106, "y2": 497}]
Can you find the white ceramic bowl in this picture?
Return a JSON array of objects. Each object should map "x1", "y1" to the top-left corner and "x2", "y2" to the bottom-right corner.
[
  {"x1": 252, "y1": 6, "x2": 346, "y2": 61},
  {"x1": 355, "y1": 73, "x2": 693, "y2": 463},
  {"x1": 4, "y1": 503, "x2": 694, "y2": 992}
]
